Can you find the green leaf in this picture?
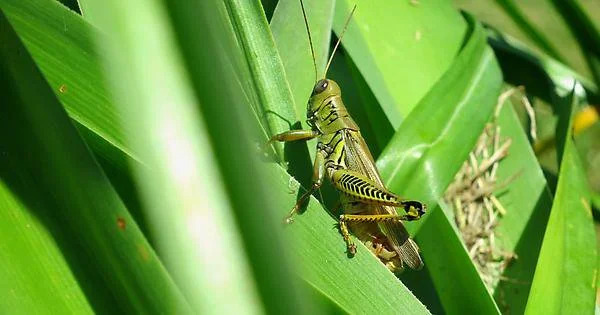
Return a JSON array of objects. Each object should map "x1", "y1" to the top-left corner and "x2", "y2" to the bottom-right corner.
[
  {"x1": 0, "y1": 11, "x2": 188, "y2": 313},
  {"x1": 376, "y1": 15, "x2": 502, "y2": 314},
  {"x1": 0, "y1": 0, "x2": 150, "y2": 236},
  {"x1": 333, "y1": 0, "x2": 468, "y2": 123},
  {"x1": 377, "y1": 15, "x2": 501, "y2": 223},
  {"x1": 525, "y1": 90, "x2": 597, "y2": 314},
  {"x1": 0, "y1": 182, "x2": 92, "y2": 313}
]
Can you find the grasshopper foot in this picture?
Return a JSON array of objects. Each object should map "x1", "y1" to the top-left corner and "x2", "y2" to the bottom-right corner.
[
  {"x1": 283, "y1": 215, "x2": 295, "y2": 225},
  {"x1": 283, "y1": 204, "x2": 300, "y2": 225},
  {"x1": 347, "y1": 243, "x2": 357, "y2": 257}
]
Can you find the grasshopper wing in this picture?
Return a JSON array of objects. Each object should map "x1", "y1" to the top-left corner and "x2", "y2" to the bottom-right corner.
[{"x1": 342, "y1": 130, "x2": 423, "y2": 269}]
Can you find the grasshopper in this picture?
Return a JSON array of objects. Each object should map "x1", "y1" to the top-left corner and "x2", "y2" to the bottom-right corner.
[{"x1": 269, "y1": 1, "x2": 426, "y2": 271}]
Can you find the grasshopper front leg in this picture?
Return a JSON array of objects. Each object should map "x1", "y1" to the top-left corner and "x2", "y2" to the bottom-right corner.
[{"x1": 268, "y1": 129, "x2": 319, "y2": 144}]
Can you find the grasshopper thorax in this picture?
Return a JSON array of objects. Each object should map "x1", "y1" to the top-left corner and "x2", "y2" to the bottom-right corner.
[{"x1": 306, "y1": 79, "x2": 358, "y2": 134}]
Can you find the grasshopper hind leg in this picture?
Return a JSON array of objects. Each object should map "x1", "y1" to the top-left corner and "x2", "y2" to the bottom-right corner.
[
  {"x1": 337, "y1": 212, "x2": 425, "y2": 270},
  {"x1": 339, "y1": 219, "x2": 357, "y2": 256}
]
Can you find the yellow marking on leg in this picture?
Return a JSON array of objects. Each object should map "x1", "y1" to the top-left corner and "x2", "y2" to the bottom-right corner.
[{"x1": 340, "y1": 213, "x2": 417, "y2": 223}]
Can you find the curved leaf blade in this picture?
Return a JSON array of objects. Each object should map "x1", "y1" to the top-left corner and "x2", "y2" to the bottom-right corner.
[{"x1": 525, "y1": 91, "x2": 597, "y2": 314}]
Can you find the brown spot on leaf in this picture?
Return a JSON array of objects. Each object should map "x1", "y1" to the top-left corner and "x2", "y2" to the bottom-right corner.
[
  {"x1": 58, "y1": 84, "x2": 67, "y2": 94},
  {"x1": 117, "y1": 217, "x2": 126, "y2": 230}
]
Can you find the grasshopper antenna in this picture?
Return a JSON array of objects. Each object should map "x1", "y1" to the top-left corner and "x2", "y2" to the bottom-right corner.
[
  {"x1": 300, "y1": 0, "x2": 318, "y2": 82},
  {"x1": 324, "y1": 4, "x2": 357, "y2": 78}
]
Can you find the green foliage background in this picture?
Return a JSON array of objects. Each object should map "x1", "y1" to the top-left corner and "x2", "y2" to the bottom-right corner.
[{"x1": 0, "y1": 0, "x2": 598, "y2": 314}]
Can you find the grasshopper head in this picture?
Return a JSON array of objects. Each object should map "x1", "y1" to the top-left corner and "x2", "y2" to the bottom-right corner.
[
  {"x1": 309, "y1": 79, "x2": 341, "y2": 107},
  {"x1": 306, "y1": 79, "x2": 347, "y2": 133}
]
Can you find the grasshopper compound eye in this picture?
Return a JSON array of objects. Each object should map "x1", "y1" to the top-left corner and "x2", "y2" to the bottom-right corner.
[{"x1": 312, "y1": 79, "x2": 328, "y2": 95}]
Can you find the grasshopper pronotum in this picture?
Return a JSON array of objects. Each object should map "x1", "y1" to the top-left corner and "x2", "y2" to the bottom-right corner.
[{"x1": 269, "y1": 1, "x2": 426, "y2": 271}]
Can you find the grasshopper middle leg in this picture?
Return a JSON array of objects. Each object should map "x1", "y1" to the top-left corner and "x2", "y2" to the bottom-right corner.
[
  {"x1": 283, "y1": 151, "x2": 326, "y2": 224},
  {"x1": 268, "y1": 129, "x2": 322, "y2": 223}
]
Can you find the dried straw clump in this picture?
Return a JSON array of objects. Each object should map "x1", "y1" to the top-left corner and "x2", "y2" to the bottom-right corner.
[{"x1": 445, "y1": 87, "x2": 533, "y2": 291}]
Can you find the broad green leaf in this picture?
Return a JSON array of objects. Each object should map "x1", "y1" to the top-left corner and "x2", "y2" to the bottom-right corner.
[
  {"x1": 377, "y1": 16, "x2": 502, "y2": 314},
  {"x1": 333, "y1": 0, "x2": 467, "y2": 123},
  {"x1": 525, "y1": 91, "x2": 597, "y2": 314},
  {"x1": 378, "y1": 15, "x2": 501, "y2": 225},
  {"x1": 0, "y1": 12, "x2": 188, "y2": 313}
]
